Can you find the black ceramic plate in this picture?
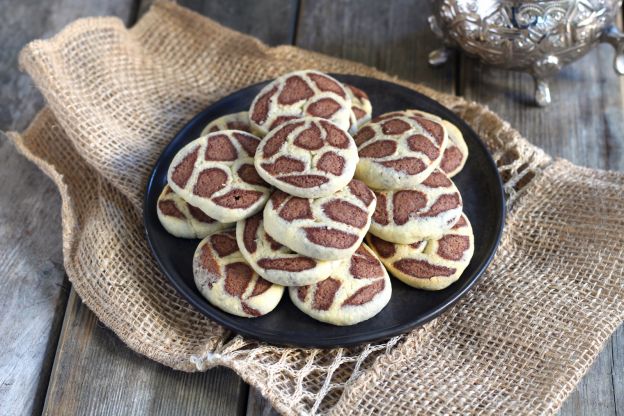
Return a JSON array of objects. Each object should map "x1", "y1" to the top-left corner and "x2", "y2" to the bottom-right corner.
[{"x1": 144, "y1": 74, "x2": 505, "y2": 348}]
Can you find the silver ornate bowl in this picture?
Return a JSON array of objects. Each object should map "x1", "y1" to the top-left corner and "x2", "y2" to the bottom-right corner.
[{"x1": 429, "y1": 0, "x2": 624, "y2": 105}]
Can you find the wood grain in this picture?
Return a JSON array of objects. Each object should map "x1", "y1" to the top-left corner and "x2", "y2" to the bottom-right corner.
[
  {"x1": 459, "y1": 23, "x2": 624, "y2": 416},
  {"x1": 43, "y1": 291, "x2": 248, "y2": 415},
  {"x1": 0, "y1": 0, "x2": 137, "y2": 415}
]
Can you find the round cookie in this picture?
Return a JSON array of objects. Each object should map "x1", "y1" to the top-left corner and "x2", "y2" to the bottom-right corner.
[
  {"x1": 366, "y1": 213, "x2": 474, "y2": 290},
  {"x1": 236, "y1": 213, "x2": 342, "y2": 286},
  {"x1": 369, "y1": 169, "x2": 463, "y2": 243},
  {"x1": 249, "y1": 70, "x2": 352, "y2": 136},
  {"x1": 254, "y1": 118, "x2": 359, "y2": 198},
  {"x1": 167, "y1": 130, "x2": 271, "y2": 223},
  {"x1": 193, "y1": 229, "x2": 284, "y2": 317},
  {"x1": 201, "y1": 112, "x2": 251, "y2": 136},
  {"x1": 402, "y1": 110, "x2": 468, "y2": 177},
  {"x1": 353, "y1": 111, "x2": 448, "y2": 189},
  {"x1": 344, "y1": 83, "x2": 372, "y2": 135},
  {"x1": 157, "y1": 184, "x2": 232, "y2": 238},
  {"x1": 289, "y1": 243, "x2": 391, "y2": 326},
  {"x1": 263, "y1": 179, "x2": 376, "y2": 261}
]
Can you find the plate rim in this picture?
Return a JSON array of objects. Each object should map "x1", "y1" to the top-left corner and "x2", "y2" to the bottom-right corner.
[{"x1": 144, "y1": 74, "x2": 506, "y2": 348}]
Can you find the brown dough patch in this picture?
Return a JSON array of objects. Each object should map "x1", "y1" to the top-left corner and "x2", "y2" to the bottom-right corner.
[
  {"x1": 372, "y1": 193, "x2": 389, "y2": 226},
  {"x1": 350, "y1": 246, "x2": 384, "y2": 279},
  {"x1": 263, "y1": 122, "x2": 304, "y2": 158},
  {"x1": 188, "y1": 205, "x2": 215, "y2": 223},
  {"x1": 264, "y1": 232, "x2": 283, "y2": 251},
  {"x1": 233, "y1": 132, "x2": 259, "y2": 156},
  {"x1": 210, "y1": 232, "x2": 239, "y2": 257},
  {"x1": 270, "y1": 190, "x2": 289, "y2": 210},
  {"x1": 238, "y1": 164, "x2": 266, "y2": 186},
  {"x1": 269, "y1": 115, "x2": 300, "y2": 131},
  {"x1": 257, "y1": 257, "x2": 316, "y2": 272},
  {"x1": 158, "y1": 200, "x2": 184, "y2": 219},
  {"x1": 199, "y1": 244, "x2": 220, "y2": 286},
  {"x1": 224, "y1": 262, "x2": 253, "y2": 297},
  {"x1": 278, "y1": 174, "x2": 329, "y2": 188},
  {"x1": 440, "y1": 146, "x2": 464, "y2": 174},
  {"x1": 352, "y1": 107, "x2": 366, "y2": 120},
  {"x1": 342, "y1": 279, "x2": 385, "y2": 306},
  {"x1": 347, "y1": 84, "x2": 367, "y2": 101},
  {"x1": 452, "y1": 216, "x2": 467, "y2": 229},
  {"x1": 321, "y1": 120, "x2": 350, "y2": 148},
  {"x1": 171, "y1": 146, "x2": 199, "y2": 188},
  {"x1": 316, "y1": 152, "x2": 345, "y2": 176},
  {"x1": 243, "y1": 214, "x2": 261, "y2": 253},
  {"x1": 279, "y1": 197, "x2": 313, "y2": 221},
  {"x1": 251, "y1": 86, "x2": 277, "y2": 124},
  {"x1": 242, "y1": 303, "x2": 261, "y2": 317},
  {"x1": 313, "y1": 277, "x2": 341, "y2": 311},
  {"x1": 348, "y1": 180, "x2": 375, "y2": 206},
  {"x1": 420, "y1": 193, "x2": 461, "y2": 217},
  {"x1": 193, "y1": 168, "x2": 228, "y2": 197},
  {"x1": 394, "y1": 259, "x2": 455, "y2": 279},
  {"x1": 226, "y1": 121, "x2": 251, "y2": 132},
  {"x1": 308, "y1": 73, "x2": 346, "y2": 98},
  {"x1": 407, "y1": 134, "x2": 439, "y2": 160},
  {"x1": 368, "y1": 235, "x2": 395, "y2": 258},
  {"x1": 304, "y1": 227, "x2": 359, "y2": 249},
  {"x1": 359, "y1": 140, "x2": 397, "y2": 158},
  {"x1": 213, "y1": 189, "x2": 264, "y2": 209},
  {"x1": 393, "y1": 190, "x2": 427, "y2": 225},
  {"x1": 205, "y1": 134, "x2": 237, "y2": 161},
  {"x1": 381, "y1": 118, "x2": 410, "y2": 135},
  {"x1": 412, "y1": 116, "x2": 445, "y2": 145},
  {"x1": 251, "y1": 277, "x2": 272, "y2": 297},
  {"x1": 306, "y1": 98, "x2": 341, "y2": 119},
  {"x1": 380, "y1": 157, "x2": 426, "y2": 175},
  {"x1": 322, "y1": 200, "x2": 368, "y2": 228},
  {"x1": 422, "y1": 170, "x2": 452, "y2": 188},
  {"x1": 297, "y1": 286, "x2": 309, "y2": 302},
  {"x1": 293, "y1": 123, "x2": 323, "y2": 150},
  {"x1": 262, "y1": 156, "x2": 305, "y2": 175},
  {"x1": 278, "y1": 75, "x2": 314, "y2": 105},
  {"x1": 436, "y1": 234, "x2": 470, "y2": 261},
  {"x1": 354, "y1": 126, "x2": 375, "y2": 146}
]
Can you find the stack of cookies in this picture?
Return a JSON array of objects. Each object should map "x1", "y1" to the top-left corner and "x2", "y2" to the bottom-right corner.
[{"x1": 156, "y1": 69, "x2": 474, "y2": 326}]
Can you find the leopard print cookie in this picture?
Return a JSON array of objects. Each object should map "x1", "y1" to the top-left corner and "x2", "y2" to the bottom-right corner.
[
  {"x1": 236, "y1": 213, "x2": 342, "y2": 286},
  {"x1": 369, "y1": 169, "x2": 463, "y2": 244},
  {"x1": 200, "y1": 111, "x2": 251, "y2": 136},
  {"x1": 157, "y1": 185, "x2": 232, "y2": 238},
  {"x1": 366, "y1": 213, "x2": 474, "y2": 290},
  {"x1": 344, "y1": 83, "x2": 372, "y2": 135},
  {"x1": 193, "y1": 229, "x2": 284, "y2": 317},
  {"x1": 401, "y1": 110, "x2": 468, "y2": 177},
  {"x1": 289, "y1": 243, "x2": 391, "y2": 325},
  {"x1": 353, "y1": 111, "x2": 448, "y2": 189},
  {"x1": 254, "y1": 118, "x2": 359, "y2": 198},
  {"x1": 249, "y1": 70, "x2": 352, "y2": 136},
  {"x1": 263, "y1": 179, "x2": 376, "y2": 261},
  {"x1": 167, "y1": 130, "x2": 271, "y2": 223}
]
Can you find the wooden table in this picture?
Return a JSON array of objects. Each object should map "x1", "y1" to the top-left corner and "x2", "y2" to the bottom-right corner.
[{"x1": 1, "y1": 0, "x2": 622, "y2": 414}]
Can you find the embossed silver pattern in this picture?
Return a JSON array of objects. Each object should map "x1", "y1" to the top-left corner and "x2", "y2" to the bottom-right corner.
[{"x1": 429, "y1": 0, "x2": 624, "y2": 106}]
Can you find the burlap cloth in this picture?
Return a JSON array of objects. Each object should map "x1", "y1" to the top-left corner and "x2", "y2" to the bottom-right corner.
[{"x1": 6, "y1": 2, "x2": 624, "y2": 415}]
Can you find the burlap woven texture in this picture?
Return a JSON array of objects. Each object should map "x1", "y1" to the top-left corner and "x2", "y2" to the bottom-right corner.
[{"x1": 6, "y1": 2, "x2": 624, "y2": 415}]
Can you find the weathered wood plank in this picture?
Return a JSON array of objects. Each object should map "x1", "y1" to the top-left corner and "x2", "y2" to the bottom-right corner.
[
  {"x1": 244, "y1": 1, "x2": 457, "y2": 414},
  {"x1": 43, "y1": 290, "x2": 248, "y2": 415},
  {"x1": 459, "y1": 21, "x2": 624, "y2": 416},
  {"x1": 0, "y1": 1, "x2": 138, "y2": 415}
]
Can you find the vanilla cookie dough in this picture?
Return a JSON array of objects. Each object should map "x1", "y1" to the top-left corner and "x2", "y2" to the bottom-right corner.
[
  {"x1": 344, "y1": 83, "x2": 372, "y2": 135},
  {"x1": 249, "y1": 70, "x2": 352, "y2": 136},
  {"x1": 254, "y1": 117, "x2": 359, "y2": 198},
  {"x1": 289, "y1": 243, "x2": 391, "y2": 325},
  {"x1": 369, "y1": 169, "x2": 463, "y2": 243},
  {"x1": 353, "y1": 111, "x2": 448, "y2": 189},
  {"x1": 236, "y1": 213, "x2": 342, "y2": 286},
  {"x1": 193, "y1": 229, "x2": 284, "y2": 317},
  {"x1": 201, "y1": 111, "x2": 251, "y2": 136},
  {"x1": 167, "y1": 130, "x2": 271, "y2": 223},
  {"x1": 157, "y1": 185, "x2": 232, "y2": 238},
  {"x1": 263, "y1": 179, "x2": 376, "y2": 261},
  {"x1": 366, "y1": 213, "x2": 474, "y2": 290}
]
